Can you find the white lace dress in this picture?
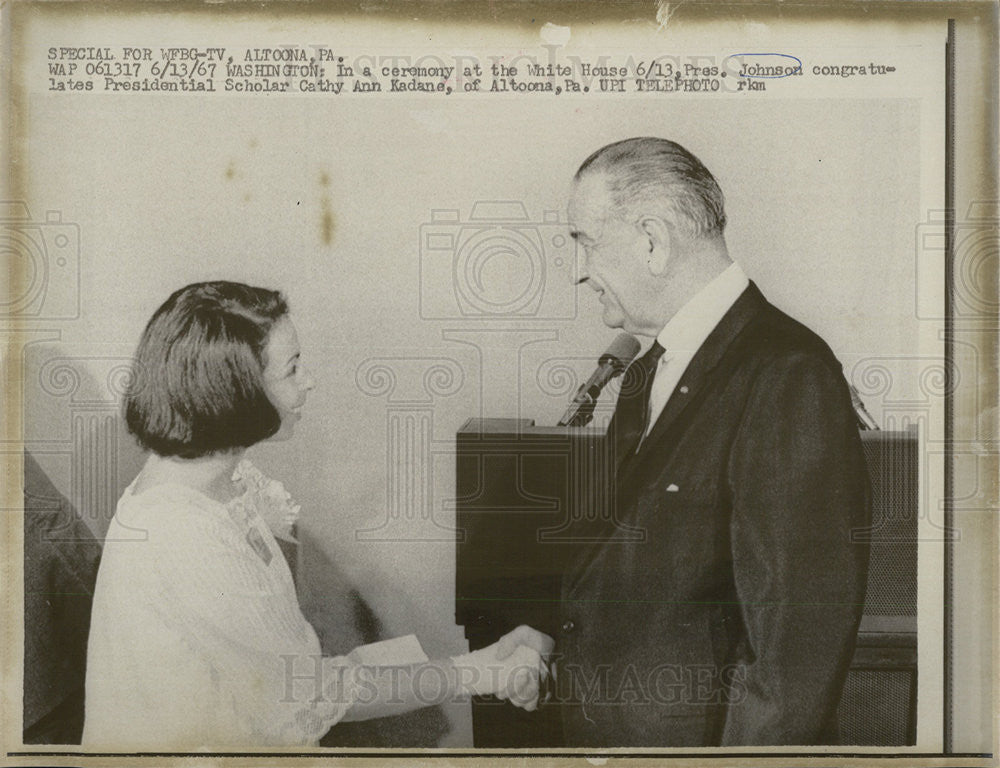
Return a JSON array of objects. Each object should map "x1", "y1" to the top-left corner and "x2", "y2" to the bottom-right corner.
[{"x1": 82, "y1": 460, "x2": 362, "y2": 749}]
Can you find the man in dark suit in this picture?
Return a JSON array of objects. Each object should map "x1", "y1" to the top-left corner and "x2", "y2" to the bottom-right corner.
[{"x1": 554, "y1": 137, "x2": 871, "y2": 746}]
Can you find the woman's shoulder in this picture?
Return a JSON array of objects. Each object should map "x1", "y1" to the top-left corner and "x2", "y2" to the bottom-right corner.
[{"x1": 110, "y1": 481, "x2": 239, "y2": 548}]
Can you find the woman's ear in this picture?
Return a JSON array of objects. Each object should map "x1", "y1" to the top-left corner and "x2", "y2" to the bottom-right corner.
[{"x1": 639, "y1": 216, "x2": 673, "y2": 276}]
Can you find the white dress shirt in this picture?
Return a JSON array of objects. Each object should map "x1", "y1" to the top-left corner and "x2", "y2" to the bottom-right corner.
[{"x1": 643, "y1": 262, "x2": 750, "y2": 438}]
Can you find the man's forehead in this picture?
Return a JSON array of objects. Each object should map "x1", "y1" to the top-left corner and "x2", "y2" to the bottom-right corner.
[{"x1": 568, "y1": 173, "x2": 613, "y2": 229}]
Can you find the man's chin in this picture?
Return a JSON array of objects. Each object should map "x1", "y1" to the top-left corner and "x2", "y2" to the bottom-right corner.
[{"x1": 601, "y1": 308, "x2": 625, "y2": 329}]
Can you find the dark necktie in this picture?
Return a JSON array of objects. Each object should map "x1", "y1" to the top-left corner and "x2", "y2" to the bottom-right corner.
[{"x1": 611, "y1": 340, "x2": 666, "y2": 462}]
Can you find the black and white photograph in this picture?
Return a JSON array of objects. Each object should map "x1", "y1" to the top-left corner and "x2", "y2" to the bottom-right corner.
[{"x1": 2, "y1": 2, "x2": 996, "y2": 764}]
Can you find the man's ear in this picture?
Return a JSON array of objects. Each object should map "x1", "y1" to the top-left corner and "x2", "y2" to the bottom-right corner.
[{"x1": 639, "y1": 216, "x2": 673, "y2": 276}]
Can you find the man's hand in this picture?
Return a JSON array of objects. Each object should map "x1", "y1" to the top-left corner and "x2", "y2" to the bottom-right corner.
[
  {"x1": 495, "y1": 625, "x2": 555, "y2": 711},
  {"x1": 495, "y1": 624, "x2": 555, "y2": 660}
]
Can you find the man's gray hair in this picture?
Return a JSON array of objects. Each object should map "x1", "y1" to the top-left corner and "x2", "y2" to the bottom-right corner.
[{"x1": 575, "y1": 137, "x2": 726, "y2": 241}]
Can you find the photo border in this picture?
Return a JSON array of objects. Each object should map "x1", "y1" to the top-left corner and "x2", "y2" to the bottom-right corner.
[{"x1": 2, "y1": 1, "x2": 996, "y2": 765}]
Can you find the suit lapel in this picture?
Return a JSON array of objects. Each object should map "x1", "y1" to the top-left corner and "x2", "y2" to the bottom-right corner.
[
  {"x1": 620, "y1": 283, "x2": 767, "y2": 477},
  {"x1": 565, "y1": 283, "x2": 769, "y2": 594}
]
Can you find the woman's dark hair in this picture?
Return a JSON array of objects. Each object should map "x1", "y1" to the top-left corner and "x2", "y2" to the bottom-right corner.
[{"x1": 124, "y1": 281, "x2": 289, "y2": 458}]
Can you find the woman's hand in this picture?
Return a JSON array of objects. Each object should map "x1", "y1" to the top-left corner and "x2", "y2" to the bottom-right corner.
[{"x1": 492, "y1": 644, "x2": 544, "y2": 711}]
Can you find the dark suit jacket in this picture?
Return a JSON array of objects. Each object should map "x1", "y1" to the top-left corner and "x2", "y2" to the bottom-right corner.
[{"x1": 556, "y1": 283, "x2": 871, "y2": 746}]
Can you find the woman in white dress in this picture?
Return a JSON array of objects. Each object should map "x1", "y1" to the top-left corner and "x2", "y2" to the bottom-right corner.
[{"x1": 83, "y1": 281, "x2": 551, "y2": 749}]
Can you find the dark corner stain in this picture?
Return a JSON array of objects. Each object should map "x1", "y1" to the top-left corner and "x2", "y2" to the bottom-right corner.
[
  {"x1": 319, "y1": 171, "x2": 330, "y2": 187},
  {"x1": 320, "y1": 197, "x2": 335, "y2": 246},
  {"x1": 225, "y1": 161, "x2": 236, "y2": 180}
]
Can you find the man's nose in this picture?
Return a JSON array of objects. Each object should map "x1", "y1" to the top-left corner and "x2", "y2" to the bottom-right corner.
[{"x1": 574, "y1": 247, "x2": 589, "y2": 285}]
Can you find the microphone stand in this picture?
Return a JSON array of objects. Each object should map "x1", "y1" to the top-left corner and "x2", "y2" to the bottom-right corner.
[{"x1": 558, "y1": 397, "x2": 598, "y2": 427}]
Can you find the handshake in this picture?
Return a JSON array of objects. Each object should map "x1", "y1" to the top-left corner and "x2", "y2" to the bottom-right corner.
[{"x1": 450, "y1": 625, "x2": 555, "y2": 711}]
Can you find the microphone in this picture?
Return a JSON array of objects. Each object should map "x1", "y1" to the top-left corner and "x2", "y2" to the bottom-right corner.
[
  {"x1": 848, "y1": 383, "x2": 880, "y2": 430},
  {"x1": 557, "y1": 333, "x2": 641, "y2": 427}
]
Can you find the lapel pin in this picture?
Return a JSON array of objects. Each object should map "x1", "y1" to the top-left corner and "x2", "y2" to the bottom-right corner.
[
  {"x1": 679, "y1": 385, "x2": 689, "y2": 394},
  {"x1": 666, "y1": 483, "x2": 680, "y2": 492}
]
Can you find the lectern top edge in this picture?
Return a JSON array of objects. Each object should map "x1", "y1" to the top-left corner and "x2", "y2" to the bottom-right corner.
[
  {"x1": 458, "y1": 417, "x2": 607, "y2": 437},
  {"x1": 458, "y1": 417, "x2": 916, "y2": 440}
]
